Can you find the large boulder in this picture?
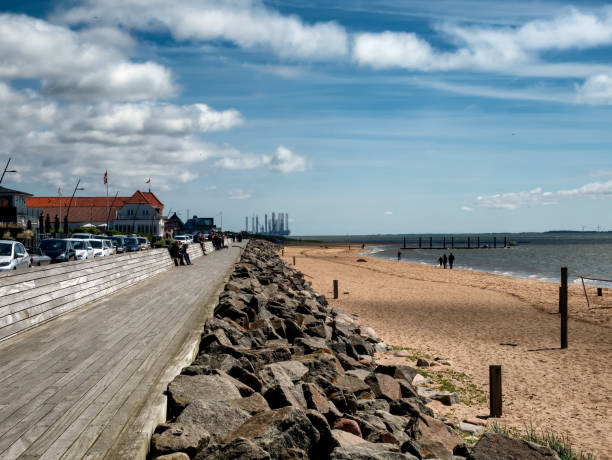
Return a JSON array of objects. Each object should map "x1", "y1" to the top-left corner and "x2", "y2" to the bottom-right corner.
[
  {"x1": 228, "y1": 392, "x2": 271, "y2": 415},
  {"x1": 151, "y1": 423, "x2": 210, "y2": 458},
  {"x1": 195, "y1": 437, "x2": 271, "y2": 460},
  {"x1": 411, "y1": 414, "x2": 464, "y2": 454},
  {"x1": 330, "y1": 374, "x2": 371, "y2": 398},
  {"x1": 365, "y1": 373, "x2": 401, "y2": 401},
  {"x1": 167, "y1": 374, "x2": 242, "y2": 415},
  {"x1": 176, "y1": 400, "x2": 251, "y2": 442},
  {"x1": 293, "y1": 352, "x2": 345, "y2": 383},
  {"x1": 225, "y1": 407, "x2": 320, "y2": 459},
  {"x1": 471, "y1": 433, "x2": 561, "y2": 459},
  {"x1": 330, "y1": 444, "x2": 416, "y2": 459}
]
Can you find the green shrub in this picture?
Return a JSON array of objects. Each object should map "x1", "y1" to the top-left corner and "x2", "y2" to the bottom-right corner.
[{"x1": 71, "y1": 226, "x2": 101, "y2": 235}]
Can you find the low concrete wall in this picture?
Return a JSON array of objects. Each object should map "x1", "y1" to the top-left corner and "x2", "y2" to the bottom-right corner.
[{"x1": 0, "y1": 242, "x2": 215, "y2": 342}]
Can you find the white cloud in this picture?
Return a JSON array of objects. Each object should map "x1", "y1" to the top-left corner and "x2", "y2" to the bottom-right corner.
[
  {"x1": 0, "y1": 14, "x2": 175, "y2": 100},
  {"x1": 474, "y1": 179, "x2": 612, "y2": 210},
  {"x1": 352, "y1": 8, "x2": 612, "y2": 103},
  {"x1": 575, "y1": 73, "x2": 612, "y2": 104},
  {"x1": 267, "y1": 146, "x2": 306, "y2": 173},
  {"x1": 0, "y1": 84, "x2": 246, "y2": 192},
  {"x1": 216, "y1": 146, "x2": 307, "y2": 174},
  {"x1": 461, "y1": 206, "x2": 474, "y2": 212},
  {"x1": 383, "y1": 211, "x2": 393, "y2": 215},
  {"x1": 57, "y1": 0, "x2": 348, "y2": 60},
  {"x1": 228, "y1": 188, "x2": 251, "y2": 200},
  {"x1": 205, "y1": 185, "x2": 217, "y2": 191}
]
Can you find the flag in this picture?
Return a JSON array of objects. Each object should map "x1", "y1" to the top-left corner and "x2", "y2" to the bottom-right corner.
[
  {"x1": 104, "y1": 170, "x2": 108, "y2": 184},
  {"x1": 145, "y1": 178, "x2": 151, "y2": 184},
  {"x1": 58, "y1": 187, "x2": 62, "y2": 196}
]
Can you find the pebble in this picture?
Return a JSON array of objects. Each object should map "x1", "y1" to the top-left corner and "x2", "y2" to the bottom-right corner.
[{"x1": 458, "y1": 421, "x2": 484, "y2": 435}]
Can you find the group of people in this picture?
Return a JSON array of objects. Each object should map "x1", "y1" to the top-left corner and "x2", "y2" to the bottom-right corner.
[
  {"x1": 438, "y1": 253, "x2": 455, "y2": 269},
  {"x1": 169, "y1": 241, "x2": 192, "y2": 266}
]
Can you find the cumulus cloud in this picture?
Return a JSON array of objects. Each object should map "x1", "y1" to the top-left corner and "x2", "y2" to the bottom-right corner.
[
  {"x1": 461, "y1": 206, "x2": 474, "y2": 212},
  {"x1": 228, "y1": 188, "x2": 251, "y2": 200},
  {"x1": 0, "y1": 84, "x2": 246, "y2": 191},
  {"x1": 353, "y1": 8, "x2": 612, "y2": 103},
  {"x1": 575, "y1": 73, "x2": 612, "y2": 104},
  {"x1": 474, "y1": 180, "x2": 612, "y2": 210},
  {"x1": 57, "y1": 0, "x2": 348, "y2": 60},
  {"x1": 216, "y1": 146, "x2": 307, "y2": 174},
  {"x1": 383, "y1": 211, "x2": 393, "y2": 215},
  {"x1": 205, "y1": 185, "x2": 217, "y2": 191},
  {"x1": 0, "y1": 14, "x2": 175, "y2": 100}
]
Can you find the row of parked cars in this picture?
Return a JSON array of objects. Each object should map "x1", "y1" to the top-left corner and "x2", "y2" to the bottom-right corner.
[{"x1": 0, "y1": 234, "x2": 151, "y2": 272}]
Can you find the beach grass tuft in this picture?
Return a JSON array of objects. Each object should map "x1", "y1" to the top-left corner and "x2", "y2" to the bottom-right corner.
[{"x1": 490, "y1": 423, "x2": 596, "y2": 460}]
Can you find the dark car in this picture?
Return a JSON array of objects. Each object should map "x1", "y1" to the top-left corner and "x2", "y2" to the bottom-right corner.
[
  {"x1": 30, "y1": 247, "x2": 52, "y2": 267},
  {"x1": 39, "y1": 239, "x2": 76, "y2": 263},
  {"x1": 112, "y1": 236, "x2": 126, "y2": 254},
  {"x1": 123, "y1": 237, "x2": 141, "y2": 252}
]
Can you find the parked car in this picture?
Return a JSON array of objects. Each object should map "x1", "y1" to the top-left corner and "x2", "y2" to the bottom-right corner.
[
  {"x1": 102, "y1": 240, "x2": 113, "y2": 256},
  {"x1": 124, "y1": 237, "x2": 141, "y2": 252},
  {"x1": 89, "y1": 239, "x2": 107, "y2": 257},
  {"x1": 71, "y1": 233, "x2": 96, "y2": 239},
  {"x1": 67, "y1": 239, "x2": 95, "y2": 260},
  {"x1": 39, "y1": 239, "x2": 76, "y2": 263},
  {"x1": 99, "y1": 236, "x2": 117, "y2": 254},
  {"x1": 175, "y1": 235, "x2": 192, "y2": 243},
  {"x1": 30, "y1": 247, "x2": 52, "y2": 267},
  {"x1": 137, "y1": 237, "x2": 150, "y2": 250},
  {"x1": 112, "y1": 236, "x2": 126, "y2": 254},
  {"x1": 0, "y1": 240, "x2": 31, "y2": 272}
]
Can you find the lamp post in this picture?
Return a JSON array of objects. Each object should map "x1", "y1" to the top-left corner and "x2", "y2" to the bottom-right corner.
[
  {"x1": 218, "y1": 211, "x2": 223, "y2": 231},
  {"x1": 0, "y1": 157, "x2": 17, "y2": 185},
  {"x1": 65, "y1": 179, "x2": 84, "y2": 233}
]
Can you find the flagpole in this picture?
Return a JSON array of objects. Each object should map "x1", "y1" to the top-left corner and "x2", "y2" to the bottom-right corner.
[{"x1": 106, "y1": 173, "x2": 109, "y2": 230}]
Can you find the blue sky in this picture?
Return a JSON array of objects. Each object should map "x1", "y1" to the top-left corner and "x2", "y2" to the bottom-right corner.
[{"x1": 2, "y1": 0, "x2": 612, "y2": 234}]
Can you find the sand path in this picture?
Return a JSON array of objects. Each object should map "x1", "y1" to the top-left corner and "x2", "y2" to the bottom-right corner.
[{"x1": 283, "y1": 245, "x2": 611, "y2": 459}]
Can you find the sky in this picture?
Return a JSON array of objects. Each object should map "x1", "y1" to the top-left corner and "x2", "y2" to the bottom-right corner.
[{"x1": 2, "y1": 0, "x2": 612, "y2": 234}]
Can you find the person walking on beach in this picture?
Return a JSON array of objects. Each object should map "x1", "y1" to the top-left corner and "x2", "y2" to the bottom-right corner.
[
  {"x1": 397, "y1": 250, "x2": 401, "y2": 262},
  {"x1": 438, "y1": 256, "x2": 443, "y2": 267},
  {"x1": 442, "y1": 253, "x2": 447, "y2": 269},
  {"x1": 448, "y1": 253, "x2": 455, "y2": 269}
]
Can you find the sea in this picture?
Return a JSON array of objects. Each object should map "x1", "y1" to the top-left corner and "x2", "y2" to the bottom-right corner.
[{"x1": 294, "y1": 233, "x2": 612, "y2": 288}]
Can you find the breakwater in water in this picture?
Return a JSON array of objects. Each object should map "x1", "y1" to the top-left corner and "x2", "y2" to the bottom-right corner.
[{"x1": 148, "y1": 240, "x2": 562, "y2": 459}]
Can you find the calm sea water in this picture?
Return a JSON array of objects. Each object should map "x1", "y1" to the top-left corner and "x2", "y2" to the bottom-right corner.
[{"x1": 296, "y1": 233, "x2": 612, "y2": 287}]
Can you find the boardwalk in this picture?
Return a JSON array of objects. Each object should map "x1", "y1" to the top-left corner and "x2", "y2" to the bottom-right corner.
[{"x1": 0, "y1": 242, "x2": 245, "y2": 459}]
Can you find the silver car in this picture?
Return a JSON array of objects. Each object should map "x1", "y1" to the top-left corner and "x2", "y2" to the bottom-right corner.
[{"x1": 0, "y1": 240, "x2": 31, "y2": 272}]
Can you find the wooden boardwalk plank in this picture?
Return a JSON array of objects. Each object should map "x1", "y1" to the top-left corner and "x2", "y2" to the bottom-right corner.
[{"x1": 0, "y1": 242, "x2": 243, "y2": 459}]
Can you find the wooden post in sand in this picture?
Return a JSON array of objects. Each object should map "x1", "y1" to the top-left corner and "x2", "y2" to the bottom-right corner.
[
  {"x1": 467, "y1": 237, "x2": 470, "y2": 249},
  {"x1": 419, "y1": 237, "x2": 422, "y2": 249},
  {"x1": 560, "y1": 266, "x2": 568, "y2": 349},
  {"x1": 451, "y1": 237, "x2": 454, "y2": 249},
  {"x1": 293, "y1": 256, "x2": 296, "y2": 265},
  {"x1": 489, "y1": 365, "x2": 502, "y2": 417},
  {"x1": 504, "y1": 236, "x2": 507, "y2": 247},
  {"x1": 494, "y1": 237, "x2": 497, "y2": 248},
  {"x1": 282, "y1": 249, "x2": 284, "y2": 256},
  {"x1": 443, "y1": 237, "x2": 446, "y2": 248},
  {"x1": 333, "y1": 280, "x2": 338, "y2": 299},
  {"x1": 429, "y1": 237, "x2": 432, "y2": 249},
  {"x1": 597, "y1": 287, "x2": 603, "y2": 297},
  {"x1": 403, "y1": 237, "x2": 406, "y2": 249},
  {"x1": 477, "y1": 236, "x2": 480, "y2": 248}
]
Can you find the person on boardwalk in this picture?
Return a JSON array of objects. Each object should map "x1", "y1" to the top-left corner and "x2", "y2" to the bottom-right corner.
[
  {"x1": 438, "y1": 256, "x2": 443, "y2": 267},
  {"x1": 448, "y1": 253, "x2": 455, "y2": 269},
  {"x1": 181, "y1": 243, "x2": 192, "y2": 265},
  {"x1": 169, "y1": 241, "x2": 180, "y2": 266},
  {"x1": 442, "y1": 253, "x2": 448, "y2": 268},
  {"x1": 397, "y1": 250, "x2": 401, "y2": 262}
]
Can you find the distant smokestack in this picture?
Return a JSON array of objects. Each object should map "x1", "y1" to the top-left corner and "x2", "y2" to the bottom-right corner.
[
  {"x1": 272, "y1": 212, "x2": 276, "y2": 232},
  {"x1": 256, "y1": 215, "x2": 259, "y2": 233},
  {"x1": 265, "y1": 214, "x2": 268, "y2": 233},
  {"x1": 285, "y1": 213, "x2": 289, "y2": 232},
  {"x1": 245, "y1": 216, "x2": 248, "y2": 232}
]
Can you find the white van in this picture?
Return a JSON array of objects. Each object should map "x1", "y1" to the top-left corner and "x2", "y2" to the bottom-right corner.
[{"x1": 0, "y1": 240, "x2": 30, "y2": 272}]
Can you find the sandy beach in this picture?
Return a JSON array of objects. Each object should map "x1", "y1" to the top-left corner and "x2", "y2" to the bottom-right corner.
[{"x1": 282, "y1": 244, "x2": 612, "y2": 459}]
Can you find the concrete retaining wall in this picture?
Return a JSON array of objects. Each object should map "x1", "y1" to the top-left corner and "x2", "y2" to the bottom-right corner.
[{"x1": 0, "y1": 241, "x2": 222, "y2": 342}]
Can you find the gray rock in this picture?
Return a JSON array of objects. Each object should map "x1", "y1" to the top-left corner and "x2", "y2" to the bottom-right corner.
[
  {"x1": 471, "y1": 433, "x2": 561, "y2": 459},
  {"x1": 457, "y1": 421, "x2": 484, "y2": 435},
  {"x1": 195, "y1": 437, "x2": 271, "y2": 460},
  {"x1": 365, "y1": 373, "x2": 401, "y2": 401},
  {"x1": 228, "y1": 392, "x2": 270, "y2": 415},
  {"x1": 330, "y1": 444, "x2": 417, "y2": 459},
  {"x1": 330, "y1": 374, "x2": 371, "y2": 397},
  {"x1": 176, "y1": 400, "x2": 251, "y2": 442},
  {"x1": 153, "y1": 453, "x2": 190, "y2": 460},
  {"x1": 390, "y1": 398, "x2": 434, "y2": 418},
  {"x1": 191, "y1": 353, "x2": 242, "y2": 373},
  {"x1": 346, "y1": 369, "x2": 371, "y2": 381},
  {"x1": 293, "y1": 352, "x2": 344, "y2": 383},
  {"x1": 413, "y1": 414, "x2": 464, "y2": 453},
  {"x1": 295, "y1": 337, "x2": 330, "y2": 353},
  {"x1": 356, "y1": 398, "x2": 390, "y2": 413},
  {"x1": 416, "y1": 358, "x2": 430, "y2": 367},
  {"x1": 374, "y1": 342, "x2": 388, "y2": 353},
  {"x1": 151, "y1": 423, "x2": 210, "y2": 458},
  {"x1": 167, "y1": 374, "x2": 242, "y2": 414},
  {"x1": 264, "y1": 360, "x2": 309, "y2": 383},
  {"x1": 430, "y1": 391, "x2": 460, "y2": 406},
  {"x1": 225, "y1": 407, "x2": 320, "y2": 460}
]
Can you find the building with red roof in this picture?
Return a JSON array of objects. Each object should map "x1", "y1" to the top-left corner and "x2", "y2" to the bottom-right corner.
[{"x1": 26, "y1": 191, "x2": 165, "y2": 236}]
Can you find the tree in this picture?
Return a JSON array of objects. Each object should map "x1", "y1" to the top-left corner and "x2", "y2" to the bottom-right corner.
[
  {"x1": 54, "y1": 215, "x2": 60, "y2": 234},
  {"x1": 39, "y1": 213, "x2": 44, "y2": 234},
  {"x1": 45, "y1": 214, "x2": 51, "y2": 234}
]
